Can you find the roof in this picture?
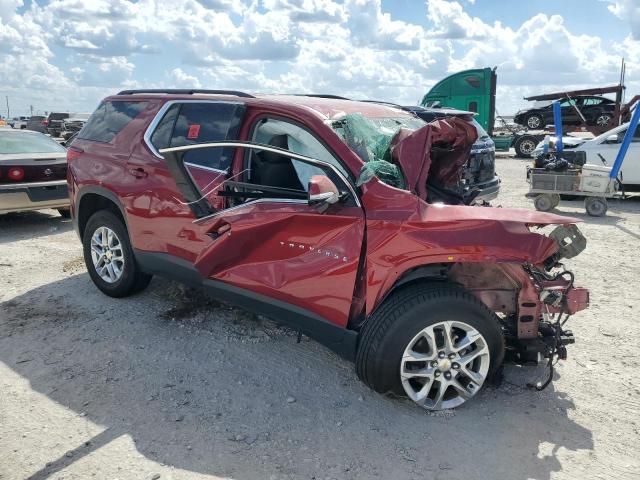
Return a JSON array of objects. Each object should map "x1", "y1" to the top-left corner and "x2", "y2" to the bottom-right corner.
[
  {"x1": 255, "y1": 95, "x2": 414, "y2": 121},
  {"x1": 524, "y1": 85, "x2": 623, "y2": 101},
  {"x1": 110, "y1": 91, "x2": 414, "y2": 122}
]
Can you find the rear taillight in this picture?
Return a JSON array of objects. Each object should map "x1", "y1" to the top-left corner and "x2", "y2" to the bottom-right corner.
[
  {"x1": 8, "y1": 167, "x2": 25, "y2": 181},
  {"x1": 67, "y1": 147, "x2": 83, "y2": 162},
  {"x1": 42, "y1": 119, "x2": 48, "y2": 126}
]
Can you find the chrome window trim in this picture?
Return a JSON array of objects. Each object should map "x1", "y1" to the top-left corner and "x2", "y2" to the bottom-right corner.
[
  {"x1": 193, "y1": 198, "x2": 308, "y2": 224},
  {"x1": 159, "y1": 141, "x2": 361, "y2": 208},
  {"x1": 143, "y1": 99, "x2": 245, "y2": 159},
  {"x1": 184, "y1": 162, "x2": 228, "y2": 175}
]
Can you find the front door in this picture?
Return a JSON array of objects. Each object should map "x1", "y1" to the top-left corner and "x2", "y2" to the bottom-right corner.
[{"x1": 161, "y1": 116, "x2": 365, "y2": 328}]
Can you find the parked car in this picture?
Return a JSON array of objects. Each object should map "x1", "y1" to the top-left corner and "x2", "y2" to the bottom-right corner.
[
  {"x1": 0, "y1": 129, "x2": 69, "y2": 216},
  {"x1": 514, "y1": 96, "x2": 616, "y2": 130},
  {"x1": 398, "y1": 105, "x2": 499, "y2": 203},
  {"x1": 532, "y1": 121, "x2": 640, "y2": 191},
  {"x1": 25, "y1": 115, "x2": 47, "y2": 133},
  {"x1": 60, "y1": 113, "x2": 91, "y2": 140},
  {"x1": 44, "y1": 112, "x2": 70, "y2": 137},
  {"x1": 8, "y1": 116, "x2": 30, "y2": 129},
  {"x1": 68, "y1": 90, "x2": 588, "y2": 410}
]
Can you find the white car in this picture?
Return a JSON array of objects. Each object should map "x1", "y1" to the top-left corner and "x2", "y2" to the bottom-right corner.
[
  {"x1": 533, "y1": 122, "x2": 640, "y2": 190},
  {"x1": 8, "y1": 116, "x2": 29, "y2": 129}
]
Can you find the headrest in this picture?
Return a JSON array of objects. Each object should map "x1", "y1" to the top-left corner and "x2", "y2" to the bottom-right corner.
[{"x1": 259, "y1": 134, "x2": 290, "y2": 163}]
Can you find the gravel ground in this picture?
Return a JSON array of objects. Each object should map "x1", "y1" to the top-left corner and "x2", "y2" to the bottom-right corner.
[{"x1": 1, "y1": 156, "x2": 639, "y2": 480}]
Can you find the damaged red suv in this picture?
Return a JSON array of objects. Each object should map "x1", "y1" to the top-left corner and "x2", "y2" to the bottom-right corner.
[{"x1": 67, "y1": 90, "x2": 589, "y2": 410}]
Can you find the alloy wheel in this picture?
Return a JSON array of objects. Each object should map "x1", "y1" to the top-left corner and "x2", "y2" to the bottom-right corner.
[
  {"x1": 596, "y1": 114, "x2": 612, "y2": 127},
  {"x1": 400, "y1": 321, "x2": 490, "y2": 410},
  {"x1": 519, "y1": 139, "x2": 536, "y2": 155},
  {"x1": 527, "y1": 116, "x2": 541, "y2": 129},
  {"x1": 90, "y1": 226, "x2": 125, "y2": 283}
]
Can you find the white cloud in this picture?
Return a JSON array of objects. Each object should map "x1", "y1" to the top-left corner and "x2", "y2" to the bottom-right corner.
[
  {"x1": 0, "y1": 0, "x2": 637, "y2": 118},
  {"x1": 168, "y1": 68, "x2": 202, "y2": 88},
  {"x1": 607, "y1": 0, "x2": 640, "y2": 39}
]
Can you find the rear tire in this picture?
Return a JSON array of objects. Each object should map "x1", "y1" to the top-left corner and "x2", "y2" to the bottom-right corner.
[
  {"x1": 514, "y1": 135, "x2": 539, "y2": 158},
  {"x1": 83, "y1": 210, "x2": 152, "y2": 297},
  {"x1": 593, "y1": 112, "x2": 613, "y2": 127},
  {"x1": 356, "y1": 283, "x2": 504, "y2": 410}
]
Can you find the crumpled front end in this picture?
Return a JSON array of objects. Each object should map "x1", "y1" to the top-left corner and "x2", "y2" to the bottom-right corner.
[
  {"x1": 448, "y1": 222, "x2": 589, "y2": 389},
  {"x1": 360, "y1": 177, "x2": 590, "y2": 389}
]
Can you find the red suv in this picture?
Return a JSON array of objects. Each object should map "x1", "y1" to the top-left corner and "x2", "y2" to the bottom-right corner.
[{"x1": 68, "y1": 90, "x2": 589, "y2": 410}]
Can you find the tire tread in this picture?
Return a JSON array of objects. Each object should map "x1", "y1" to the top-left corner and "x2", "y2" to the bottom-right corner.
[{"x1": 356, "y1": 282, "x2": 504, "y2": 395}]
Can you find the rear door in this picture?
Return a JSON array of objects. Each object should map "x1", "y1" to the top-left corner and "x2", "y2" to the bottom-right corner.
[{"x1": 129, "y1": 100, "x2": 245, "y2": 259}]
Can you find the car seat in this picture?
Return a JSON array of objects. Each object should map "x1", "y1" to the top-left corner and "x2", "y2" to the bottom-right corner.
[{"x1": 253, "y1": 134, "x2": 304, "y2": 191}]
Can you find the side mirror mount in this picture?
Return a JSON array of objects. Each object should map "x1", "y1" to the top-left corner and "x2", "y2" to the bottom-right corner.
[
  {"x1": 308, "y1": 175, "x2": 340, "y2": 211},
  {"x1": 605, "y1": 134, "x2": 620, "y2": 144}
]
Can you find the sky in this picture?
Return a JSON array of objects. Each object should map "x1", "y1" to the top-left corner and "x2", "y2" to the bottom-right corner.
[{"x1": 1, "y1": 0, "x2": 639, "y2": 117}]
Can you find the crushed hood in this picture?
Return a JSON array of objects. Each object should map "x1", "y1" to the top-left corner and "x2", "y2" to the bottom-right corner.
[{"x1": 389, "y1": 117, "x2": 478, "y2": 201}]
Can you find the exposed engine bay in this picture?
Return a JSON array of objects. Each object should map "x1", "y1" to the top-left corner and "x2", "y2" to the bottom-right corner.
[{"x1": 447, "y1": 224, "x2": 588, "y2": 389}]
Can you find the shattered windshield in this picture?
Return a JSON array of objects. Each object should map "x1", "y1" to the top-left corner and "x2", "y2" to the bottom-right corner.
[
  {"x1": 331, "y1": 113, "x2": 425, "y2": 189},
  {"x1": 332, "y1": 114, "x2": 426, "y2": 163}
]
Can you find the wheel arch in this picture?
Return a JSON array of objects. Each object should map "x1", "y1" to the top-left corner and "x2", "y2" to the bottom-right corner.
[
  {"x1": 366, "y1": 261, "x2": 525, "y2": 326},
  {"x1": 76, "y1": 186, "x2": 128, "y2": 240}
]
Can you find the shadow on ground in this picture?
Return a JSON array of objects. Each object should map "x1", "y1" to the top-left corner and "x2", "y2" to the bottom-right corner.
[
  {"x1": 0, "y1": 273, "x2": 594, "y2": 480},
  {"x1": 0, "y1": 210, "x2": 73, "y2": 245}
]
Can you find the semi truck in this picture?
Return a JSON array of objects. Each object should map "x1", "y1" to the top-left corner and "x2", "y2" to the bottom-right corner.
[{"x1": 420, "y1": 67, "x2": 634, "y2": 158}]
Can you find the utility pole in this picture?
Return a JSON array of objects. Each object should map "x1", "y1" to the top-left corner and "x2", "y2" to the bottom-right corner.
[
  {"x1": 5, "y1": 96, "x2": 9, "y2": 119},
  {"x1": 30, "y1": 105, "x2": 33, "y2": 116}
]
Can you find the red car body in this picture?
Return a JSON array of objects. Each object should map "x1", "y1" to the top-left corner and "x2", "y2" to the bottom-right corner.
[{"x1": 67, "y1": 93, "x2": 588, "y2": 359}]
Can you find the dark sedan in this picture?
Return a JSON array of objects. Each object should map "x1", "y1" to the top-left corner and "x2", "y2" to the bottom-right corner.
[{"x1": 514, "y1": 96, "x2": 616, "y2": 130}]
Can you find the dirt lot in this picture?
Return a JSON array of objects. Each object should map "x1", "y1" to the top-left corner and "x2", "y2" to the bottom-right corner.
[{"x1": 1, "y1": 157, "x2": 639, "y2": 480}]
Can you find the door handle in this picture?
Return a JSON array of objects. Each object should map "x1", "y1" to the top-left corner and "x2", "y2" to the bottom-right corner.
[
  {"x1": 129, "y1": 167, "x2": 148, "y2": 178},
  {"x1": 207, "y1": 222, "x2": 231, "y2": 240}
]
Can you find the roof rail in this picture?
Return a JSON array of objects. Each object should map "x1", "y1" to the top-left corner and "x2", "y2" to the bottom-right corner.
[
  {"x1": 293, "y1": 94, "x2": 351, "y2": 100},
  {"x1": 359, "y1": 100, "x2": 404, "y2": 108},
  {"x1": 116, "y1": 89, "x2": 255, "y2": 98}
]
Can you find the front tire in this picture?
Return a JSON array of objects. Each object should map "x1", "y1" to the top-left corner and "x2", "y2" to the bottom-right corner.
[
  {"x1": 83, "y1": 210, "x2": 152, "y2": 297},
  {"x1": 356, "y1": 284, "x2": 504, "y2": 410}
]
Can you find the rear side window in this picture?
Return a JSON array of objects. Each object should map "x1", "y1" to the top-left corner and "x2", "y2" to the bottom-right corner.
[
  {"x1": 79, "y1": 101, "x2": 148, "y2": 143},
  {"x1": 150, "y1": 102, "x2": 245, "y2": 172}
]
